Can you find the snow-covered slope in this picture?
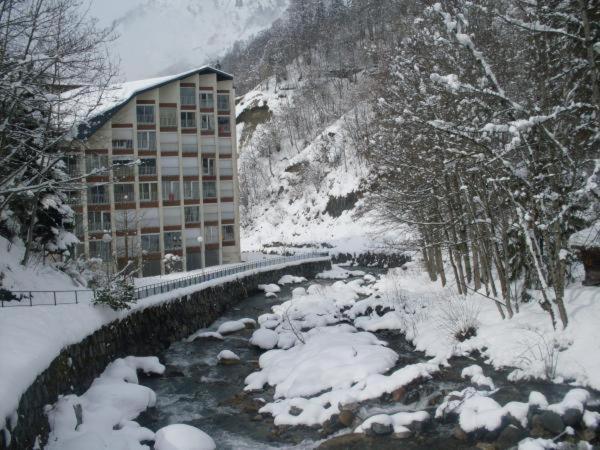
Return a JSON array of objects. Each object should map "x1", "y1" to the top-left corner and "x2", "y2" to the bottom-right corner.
[{"x1": 236, "y1": 72, "x2": 405, "y2": 254}]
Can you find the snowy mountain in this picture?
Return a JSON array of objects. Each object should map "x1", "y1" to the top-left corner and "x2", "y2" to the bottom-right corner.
[{"x1": 98, "y1": 0, "x2": 289, "y2": 80}]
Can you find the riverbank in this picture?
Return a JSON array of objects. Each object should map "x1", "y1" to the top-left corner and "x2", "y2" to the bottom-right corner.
[{"x1": 0, "y1": 256, "x2": 329, "y2": 450}]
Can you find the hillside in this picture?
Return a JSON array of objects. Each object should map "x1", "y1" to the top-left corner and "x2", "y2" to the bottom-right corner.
[{"x1": 235, "y1": 68, "x2": 404, "y2": 255}]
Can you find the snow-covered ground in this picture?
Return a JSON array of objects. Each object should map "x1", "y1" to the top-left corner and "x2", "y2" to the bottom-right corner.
[{"x1": 0, "y1": 237, "x2": 328, "y2": 436}]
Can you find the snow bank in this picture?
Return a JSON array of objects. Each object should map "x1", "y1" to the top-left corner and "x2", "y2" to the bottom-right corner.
[
  {"x1": 316, "y1": 266, "x2": 366, "y2": 280},
  {"x1": 45, "y1": 356, "x2": 164, "y2": 450},
  {"x1": 154, "y1": 424, "x2": 216, "y2": 450}
]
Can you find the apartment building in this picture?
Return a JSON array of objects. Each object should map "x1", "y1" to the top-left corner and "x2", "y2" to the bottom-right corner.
[{"x1": 67, "y1": 66, "x2": 241, "y2": 276}]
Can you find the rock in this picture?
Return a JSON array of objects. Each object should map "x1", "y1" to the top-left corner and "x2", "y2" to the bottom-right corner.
[
  {"x1": 453, "y1": 425, "x2": 468, "y2": 441},
  {"x1": 251, "y1": 414, "x2": 262, "y2": 422},
  {"x1": 368, "y1": 422, "x2": 393, "y2": 436},
  {"x1": 562, "y1": 408, "x2": 583, "y2": 427},
  {"x1": 338, "y1": 409, "x2": 355, "y2": 428},
  {"x1": 289, "y1": 406, "x2": 303, "y2": 416},
  {"x1": 427, "y1": 391, "x2": 444, "y2": 406},
  {"x1": 392, "y1": 387, "x2": 406, "y2": 402},
  {"x1": 475, "y1": 443, "x2": 496, "y2": 450},
  {"x1": 537, "y1": 410, "x2": 565, "y2": 435},
  {"x1": 393, "y1": 429, "x2": 412, "y2": 439},
  {"x1": 581, "y1": 428, "x2": 596, "y2": 441},
  {"x1": 496, "y1": 424, "x2": 528, "y2": 448}
]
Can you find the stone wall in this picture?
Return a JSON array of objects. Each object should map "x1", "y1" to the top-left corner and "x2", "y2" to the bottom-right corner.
[{"x1": 1, "y1": 259, "x2": 330, "y2": 450}]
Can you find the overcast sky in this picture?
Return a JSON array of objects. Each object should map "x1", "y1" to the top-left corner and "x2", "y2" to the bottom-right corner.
[{"x1": 88, "y1": 0, "x2": 288, "y2": 81}]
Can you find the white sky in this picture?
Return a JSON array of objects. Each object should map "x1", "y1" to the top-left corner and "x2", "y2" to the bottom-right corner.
[{"x1": 88, "y1": 0, "x2": 288, "y2": 81}]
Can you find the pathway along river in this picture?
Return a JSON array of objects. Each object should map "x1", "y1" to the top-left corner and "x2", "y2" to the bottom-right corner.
[{"x1": 137, "y1": 270, "x2": 599, "y2": 449}]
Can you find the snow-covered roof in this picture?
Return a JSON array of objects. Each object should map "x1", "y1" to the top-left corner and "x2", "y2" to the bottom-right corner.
[
  {"x1": 569, "y1": 222, "x2": 600, "y2": 250},
  {"x1": 71, "y1": 66, "x2": 232, "y2": 139}
]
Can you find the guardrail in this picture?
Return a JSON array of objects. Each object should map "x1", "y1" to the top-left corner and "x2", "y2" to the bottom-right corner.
[{"x1": 1, "y1": 252, "x2": 330, "y2": 308}]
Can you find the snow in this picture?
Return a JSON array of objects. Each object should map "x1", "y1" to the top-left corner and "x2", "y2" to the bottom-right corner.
[
  {"x1": 154, "y1": 424, "x2": 216, "y2": 450},
  {"x1": 45, "y1": 356, "x2": 164, "y2": 450},
  {"x1": 316, "y1": 266, "x2": 366, "y2": 280},
  {"x1": 277, "y1": 275, "x2": 307, "y2": 285},
  {"x1": 461, "y1": 365, "x2": 495, "y2": 390},
  {"x1": 217, "y1": 350, "x2": 240, "y2": 362},
  {"x1": 249, "y1": 328, "x2": 279, "y2": 350},
  {"x1": 258, "y1": 283, "x2": 281, "y2": 293},
  {"x1": 354, "y1": 411, "x2": 429, "y2": 434},
  {"x1": 0, "y1": 240, "x2": 328, "y2": 433},
  {"x1": 569, "y1": 222, "x2": 600, "y2": 249},
  {"x1": 216, "y1": 318, "x2": 256, "y2": 335},
  {"x1": 186, "y1": 331, "x2": 224, "y2": 342},
  {"x1": 547, "y1": 388, "x2": 590, "y2": 415}
]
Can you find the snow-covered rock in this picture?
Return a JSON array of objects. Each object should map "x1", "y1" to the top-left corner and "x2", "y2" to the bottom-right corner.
[
  {"x1": 249, "y1": 328, "x2": 279, "y2": 350},
  {"x1": 278, "y1": 275, "x2": 307, "y2": 285},
  {"x1": 186, "y1": 331, "x2": 224, "y2": 342},
  {"x1": 154, "y1": 424, "x2": 216, "y2": 450},
  {"x1": 217, "y1": 350, "x2": 241, "y2": 365},
  {"x1": 216, "y1": 318, "x2": 256, "y2": 335},
  {"x1": 258, "y1": 283, "x2": 281, "y2": 293}
]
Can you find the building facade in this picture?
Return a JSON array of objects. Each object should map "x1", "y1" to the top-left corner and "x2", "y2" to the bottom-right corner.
[{"x1": 68, "y1": 67, "x2": 241, "y2": 276}]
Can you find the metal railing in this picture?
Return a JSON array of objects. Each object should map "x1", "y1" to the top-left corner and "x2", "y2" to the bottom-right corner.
[{"x1": 1, "y1": 252, "x2": 330, "y2": 308}]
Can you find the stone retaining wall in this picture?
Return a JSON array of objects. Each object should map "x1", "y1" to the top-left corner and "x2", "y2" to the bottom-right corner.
[{"x1": 1, "y1": 260, "x2": 330, "y2": 450}]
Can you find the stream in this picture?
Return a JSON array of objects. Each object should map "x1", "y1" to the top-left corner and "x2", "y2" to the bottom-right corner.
[{"x1": 137, "y1": 270, "x2": 599, "y2": 449}]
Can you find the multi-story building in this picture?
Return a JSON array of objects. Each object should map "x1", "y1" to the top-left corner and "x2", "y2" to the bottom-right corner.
[{"x1": 66, "y1": 66, "x2": 241, "y2": 276}]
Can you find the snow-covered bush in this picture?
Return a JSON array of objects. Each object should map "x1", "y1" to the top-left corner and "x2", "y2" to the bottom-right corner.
[
  {"x1": 436, "y1": 295, "x2": 480, "y2": 343},
  {"x1": 163, "y1": 253, "x2": 182, "y2": 275},
  {"x1": 93, "y1": 272, "x2": 136, "y2": 311},
  {"x1": 511, "y1": 328, "x2": 564, "y2": 381}
]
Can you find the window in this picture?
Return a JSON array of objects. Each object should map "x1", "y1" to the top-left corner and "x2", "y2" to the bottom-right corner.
[
  {"x1": 204, "y1": 225, "x2": 219, "y2": 244},
  {"x1": 89, "y1": 240, "x2": 111, "y2": 261},
  {"x1": 180, "y1": 111, "x2": 196, "y2": 129},
  {"x1": 141, "y1": 234, "x2": 160, "y2": 253},
  {"x1": 202, "y1": 181, "x2": 216, "y2": 198},
  {"x1": 180, "y1": 87, "x2": 195, "y2": 106},
  {"x1": 139, "y1": 158, "x2": 156, "y2": 176},
  {"x1": 217, "y1": 94, "x2": 229, "y2": 112},
  {"x1": 164, "y1": 231, "x2": 182, "y2": 250},
  {"x1": 88, "y1": 211, "x2": 111, "y2": 232},
  {"x1": 184, "y1": 206, "x2": 200, "y2": 223},
  {"x1": 200, "y1": 92, "x2": 213, "y2": 109},
  {"x1": 114, "y1": 184, "x2": 134, "y2": 203},
  {"x1": 136, "y1": 105, "x2": 155, "y2": 124},
  {"x1": 87, "y1": 185, "x2": 108, "y2": 204},
  {"x1": 203, "y1": 204, "x2": 218, "y2": 222},
  {"x1": 63, "y1": 155, "x2": 79, "y2": 177},
  {"x1": 163, "y1": 206, "x2": 181, "y2": 226},
  {"x1": 218, "y1": 117, "x2": 230, "y2": 135},
  {"x1": 140, "y1": 183, "x2": 158, "y2": 202},
  {"x1": 160, "y1": 108, "x2": 177, "y2": 128},
  {"x1": 201, "y1": 114, "x2": 214, "y2": 131},
  {"x1": 85, "y1": 154, "x2": 109, "y2": 174},
  {"x1": 202, "y1": 158, "x2": 215, "y2": 176},
  {"x1": 112, "y1": 139, "x2": 133, "y2": 149},
  {"x1": 162, "y1": 181, "x2": 180, "y2": 202},
  {"x1": 184, "y1": 180, "x2": 200, "y2": 199},
  {"x1": 137, "y1": 131, "x2": 156, "y2": 150},
  {"x1": 222, "y1": 224, "x2": 235, "y2": 242},
  {"x1": 221, "y1": 202, "x2": 234, "y2": 220}
]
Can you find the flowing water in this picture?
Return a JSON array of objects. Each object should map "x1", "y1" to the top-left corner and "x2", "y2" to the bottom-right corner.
[{"x1": 137, "y1": 272, "x2": 598, "y2": 449}]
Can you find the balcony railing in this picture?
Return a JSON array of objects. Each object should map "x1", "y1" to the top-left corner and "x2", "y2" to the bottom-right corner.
[
  {"x1": 160, "y1": 116, "x2": 178, "y2": 128},
  {"x1": 88, "y1": 222, "x2": 110, "y2": 233},
  {"x1": 88, "y1": 194, "x2": 109, "y2": 204},
  {"x1": 112, "y1": 140, "x2": 133, "y2": 150},
  {"x1": 139, "y1": 165, "x2": 157, "y2": 176},
  {"x1": 181, "y1": 118, "x2": 196, "y2": 129}
]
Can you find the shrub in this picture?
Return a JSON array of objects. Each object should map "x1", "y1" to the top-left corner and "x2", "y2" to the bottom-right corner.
[
  {"x1": 93, "y1": 275, "x2": 136, "y2": 311},
  {"x1": 436, "y1": 295, "x2": 481, "y2": 343}
]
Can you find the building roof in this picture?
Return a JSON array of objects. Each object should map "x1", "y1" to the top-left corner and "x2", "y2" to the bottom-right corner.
[
  {"x1": 569, "y1": 222, "x2": 600, "y2": 250},
  {"x1": 70, "y1": 66, "x2": 232, "y2": 140}
]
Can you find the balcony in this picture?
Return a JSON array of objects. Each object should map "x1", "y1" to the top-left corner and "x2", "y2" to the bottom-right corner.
[
  {"x1": 181, "y1": 118, "x2": 196, "y2": 129},
  {"x1": 137, "y1": 114, "x2": 155, "y2": 124},
  {"x1": 88, "y1": 194, "x2": 109, "y2": 205}
]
